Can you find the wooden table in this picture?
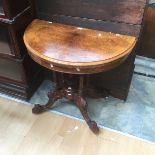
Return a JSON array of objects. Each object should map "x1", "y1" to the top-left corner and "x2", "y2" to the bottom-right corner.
[{"x1": 24, "y1": 19, "x2": 136, "y2": 134}]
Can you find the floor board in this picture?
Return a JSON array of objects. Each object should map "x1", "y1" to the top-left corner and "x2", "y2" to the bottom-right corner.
[{"x1": 0, "y1": 97, "x2": 155, "y2": 155}]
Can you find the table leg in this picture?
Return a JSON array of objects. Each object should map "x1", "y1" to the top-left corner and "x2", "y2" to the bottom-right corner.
[
  {"x1": 32, "y1": 89, "x2": 65, "y2": 114},
  {"x1": 32, "y1": 72, "x2": 65, "y2": 114},
  {"x1": 74, "y1": 75, "x2": 99, "y2": 134}
]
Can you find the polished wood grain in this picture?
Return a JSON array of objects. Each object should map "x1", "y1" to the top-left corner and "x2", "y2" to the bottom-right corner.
[
  {"x1": 0, "y1": 96, "x2": 155, "y2": 155},
  {"x1": 48, "y1": 14, "x2": 142, "y2": 37},
  {"x1": 24, "y1": 19, "x2": 136, "y2": 74}
]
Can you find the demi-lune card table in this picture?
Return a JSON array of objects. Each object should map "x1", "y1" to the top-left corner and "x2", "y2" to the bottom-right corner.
[{"x1": 24, "y1": 19, "x2": 136, "y2": 134}]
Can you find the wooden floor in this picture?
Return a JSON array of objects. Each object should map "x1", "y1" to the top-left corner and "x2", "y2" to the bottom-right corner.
[{"x1": 0, "y1": 96, "x2": 155, "y2": 155}]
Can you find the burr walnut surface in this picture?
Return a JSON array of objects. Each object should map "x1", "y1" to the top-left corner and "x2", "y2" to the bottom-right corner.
[{"x1": 24, "y1": 19, "x2": 137, "y2": 74}]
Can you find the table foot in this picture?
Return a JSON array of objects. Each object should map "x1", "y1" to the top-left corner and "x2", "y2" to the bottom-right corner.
[
  {"x1": 32, "y1": 104, "x2": 45, "y2": 114},
  {"x1": 75, "y1": 94, "x2": 99, "y2": 134},
  {"x1": 32, "y1": 89, "x2": 64, "y2": 114},
  {"x1": 88, "y1": 121, "x2": 99, "y2": 134}
]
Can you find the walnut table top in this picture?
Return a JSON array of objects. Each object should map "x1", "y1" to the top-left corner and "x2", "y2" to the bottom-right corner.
[{"x1": 24, "y1": 19, "x2": 136, "y2": 74}]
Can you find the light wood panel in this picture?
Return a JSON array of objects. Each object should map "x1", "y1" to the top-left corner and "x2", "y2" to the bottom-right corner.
[{"x1": 0, "y1": 96, "x2": 155, "y2": 155}]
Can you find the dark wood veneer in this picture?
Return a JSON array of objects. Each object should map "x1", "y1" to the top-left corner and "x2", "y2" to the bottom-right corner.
[
  {"x1": 0, "y1": 54, "x2": 43, "y2": 99},
  {"x1": 0, "y1": 9, "x2": 33, "y2": 59},
  {"x1": 0, "y1": 0, "x2": 43, "y2": 99},
  {"x1": 37, "y1": 0, "x2": 146, "y2": 25}
]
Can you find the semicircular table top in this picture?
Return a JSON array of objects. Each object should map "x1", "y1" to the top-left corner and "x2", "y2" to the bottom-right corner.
[{"x1": 24, "y1": 19, "x2": 137, "y2": 74}]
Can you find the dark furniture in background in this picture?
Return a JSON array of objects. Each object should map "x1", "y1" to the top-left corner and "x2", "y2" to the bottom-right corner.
[
  {"x1": 0, "y1": 0, "x2": 42, "y2": 99},
  {"x1": 138, "y1": 3, "x2": 155, "y2": 58},
  {"x1": 35, "y1": 0, "x2": 148, "y2": 100}
]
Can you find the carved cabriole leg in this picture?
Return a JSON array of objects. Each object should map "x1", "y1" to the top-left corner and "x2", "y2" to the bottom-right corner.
[
  {"x1": 32, "y1": 89, "x2": 65, "y2": 114},
  {"x1": 32, "y1": 72, "x2": 65, "y2": 114},
  {"x1": 74, "y1": 75, "x2": 100, "y2": 134},
  {"x1": 75, "y1": 94, "x2": 99, "y2": 134}
]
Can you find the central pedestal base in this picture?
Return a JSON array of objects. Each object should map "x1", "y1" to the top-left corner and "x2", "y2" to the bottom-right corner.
[{"x1": 32, "y1": 72, "x2": 110, "y2": 134}]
